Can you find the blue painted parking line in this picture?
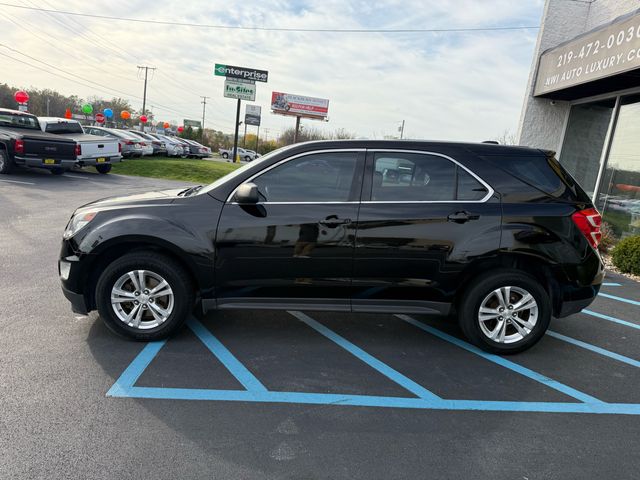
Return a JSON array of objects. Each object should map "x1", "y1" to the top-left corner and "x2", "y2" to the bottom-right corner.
[
  {"x1": 107, "y1": 316, "x2": 640, "y2": 415},
  {"x1": 187, "y1": 318, "x2": 267, "y2": 392},
  {"x1": 288, "y1": 311, "x2": 440, "y2": 400},
  {"x1": 582, "y1": 309, "x2": 640, "y2": 330},
  {"x1": 396, "y1": 314, "x2": 604, "y2": 404},
  {"x1": 598, "y1": 292, "x2": 640, "y2": 306},
  {"x1": 547, "y1": 331, "x2": 640, "y2": 368},
  {"x1": 602, "y1": 282, "x2": 622, "y2": 287}
]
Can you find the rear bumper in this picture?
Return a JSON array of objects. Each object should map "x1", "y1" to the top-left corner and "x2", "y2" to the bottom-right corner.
[
  {"x1": 14, "y1": 156, "x2": 77, "y2": 169},
  {"x1": 77, "y1": 155, "x2": 122, "y2": 166},
  {"x1": 556, "y1": 283, "x2": 602, "y2": 317}
]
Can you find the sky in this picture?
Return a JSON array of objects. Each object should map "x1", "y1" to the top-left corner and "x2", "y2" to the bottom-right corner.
[{"x1": 0, "y1": 0, "x2": 545, "y2": 141}]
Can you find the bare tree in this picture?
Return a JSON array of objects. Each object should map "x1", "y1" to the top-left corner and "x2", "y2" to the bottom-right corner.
[{"x1": 493, "y1": 129, "x2": 518, "y2": 145}]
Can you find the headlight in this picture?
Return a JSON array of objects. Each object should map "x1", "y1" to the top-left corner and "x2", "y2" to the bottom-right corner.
[{"x1": 63, "y1": 211, "x2": 97, "y2": 239}]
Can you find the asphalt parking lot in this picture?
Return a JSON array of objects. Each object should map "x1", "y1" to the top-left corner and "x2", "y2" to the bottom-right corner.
[{"x1": 1, "y1": 168, "x2": 640, "y2": 479}]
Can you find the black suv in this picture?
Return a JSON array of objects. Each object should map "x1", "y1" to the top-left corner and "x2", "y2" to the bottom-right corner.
[{"x1": 59, "y1": 140, "x2": 604, "y2": 354}]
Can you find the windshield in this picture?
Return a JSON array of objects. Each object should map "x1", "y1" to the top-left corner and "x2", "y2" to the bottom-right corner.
[
  {"x1": 0, "y1": 112, "x2": 40, "y2": 130},
  {"x1": 45, "y1": 121, "x2": 84, "y2": 134},
  {"x1": 199, "y1": 145, "x2": 295, "y2": 195}
]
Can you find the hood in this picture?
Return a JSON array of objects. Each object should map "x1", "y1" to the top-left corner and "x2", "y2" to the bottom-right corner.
[{"x1": 77, "y1": 187, "x2": 190, "y2": 212}]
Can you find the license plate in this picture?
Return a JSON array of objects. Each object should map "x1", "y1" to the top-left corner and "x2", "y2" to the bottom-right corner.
[
  {"x1": 96, "y1": 157, "x2": 106, "y2": 163},
  {"x1": 43, "y1": 158, "x2": 56, "y2": 164}
]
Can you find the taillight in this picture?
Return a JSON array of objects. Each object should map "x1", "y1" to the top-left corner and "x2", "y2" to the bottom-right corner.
[
  {"x1": 75, "y1": 143, "x2": 82, "y2": 157},
  {"x1": 572, "y1": 208, "x2": 602, "y2": 249},
  {"x1": 14, "y1": 139, "x2": 24, "y2": 154},
  {"x1": 140, "y1": 142, "x2": 146, "y2": 146},
  {"x1": 124, "y1": 140, "x2": 134, "y2": 145}
]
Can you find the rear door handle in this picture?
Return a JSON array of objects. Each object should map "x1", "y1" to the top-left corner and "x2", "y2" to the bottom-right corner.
[
  {"x1": 447, "y1": 211, "x2": 479, "y2": 223},
  {"x1": 319, "y1": 217, "x2": 351, "y2": 226}
]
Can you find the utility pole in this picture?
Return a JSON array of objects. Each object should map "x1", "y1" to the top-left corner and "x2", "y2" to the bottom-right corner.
[
  {"x1": 137, "y1": 65, "x2": 156, "y2": 128},
  {"x1": 399, "y1": 120, "x2": 405, "y2": 139},
  {"x1": 46, "y1": 98, "x2": 50, "y2": 116},
  {"x1": 293, "y1": 116, "x2": 301, "y2": 143},
  {"x1": 200, "y1": 96, "x2": 210, "y2": 141},
  {"x1": 232, "y1": 99, "x2": 241, "y2": 163}
]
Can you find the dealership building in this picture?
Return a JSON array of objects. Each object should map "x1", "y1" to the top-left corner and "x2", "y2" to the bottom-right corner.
[{"x1": 518, "y1": 0, "x2": 640, "y2": 239}]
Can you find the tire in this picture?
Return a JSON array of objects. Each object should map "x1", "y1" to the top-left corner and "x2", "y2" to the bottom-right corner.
[
  {"x1": 457, "y1": 270, "x2": 551, "y2": 354},
  {"x1": 50, "y1": 167, "x2": 65, "y2": 175},
  {"x1": 95, "y1": 251, "x2": 194, "y2": 341},
  {"x1": 95, "y1": 164, "x2": 112, "y2": 174},
  {"x1": 244, "y1": 156, "x2": 251, "y2": 162},
  {"x1": 221, "y1": 152, "x2": 228, "y2": 159},
  {"x1": 0, "y1": 150, "x2": 14, "y2": 174}
]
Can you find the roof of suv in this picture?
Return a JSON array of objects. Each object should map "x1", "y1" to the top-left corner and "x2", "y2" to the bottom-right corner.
[{"x1": 286, "y1": 139, "x2": 549, "y2": 156}]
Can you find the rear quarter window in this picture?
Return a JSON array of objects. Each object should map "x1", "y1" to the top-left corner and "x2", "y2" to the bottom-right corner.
[{"x1": 484, "y1": 154, "x2": 591, "y2": 203}]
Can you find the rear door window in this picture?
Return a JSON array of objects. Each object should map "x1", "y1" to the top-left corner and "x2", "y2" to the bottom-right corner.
[{"x1": 371, "y1": 152, "x2": 488, "y2": 201}]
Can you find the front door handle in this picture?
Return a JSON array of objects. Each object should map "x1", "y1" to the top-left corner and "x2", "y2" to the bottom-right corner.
[{"x1": 447, "y1": 211, "x2": 479, "y2": 223}]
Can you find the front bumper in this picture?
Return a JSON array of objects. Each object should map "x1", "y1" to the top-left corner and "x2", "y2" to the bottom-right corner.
[
  {"x1": 59, "y1": 251, "x2": 92, "y2": 314},
  {"x1": 15, "y1": 156, "x2": 77, "y2": 169},
  {"x1": 61, "y1": 284, "x2": 88, "y2": 314}
]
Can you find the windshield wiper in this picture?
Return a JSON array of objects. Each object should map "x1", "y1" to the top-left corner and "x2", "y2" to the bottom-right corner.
[{"x1": 178, "y1": 185, "x2": 203, "y2": 196}]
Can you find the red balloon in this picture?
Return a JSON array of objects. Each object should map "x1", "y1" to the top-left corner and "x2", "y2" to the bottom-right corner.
[
  {"x1": 14, "y1": 90, "x2": 29, "y2": 104},
  {"x1": 177, "y1": 126, "x2": 184, "y2": 133},
  {"x1": 140, "y1": 115, "x2": 148, "y2": 123},
  {"x1": 163, "y1": 122, "x2": 170, "y2": 129},
  {"x1": 95, "y1": 113, "x2": 105, "y2": 123}
]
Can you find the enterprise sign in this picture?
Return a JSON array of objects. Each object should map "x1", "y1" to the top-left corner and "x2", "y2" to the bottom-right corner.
[
  {"x1": 534, "y1": 10, "x2": 640, "y2": 96},
  {"x1": 214, "y1": 63, "x2": 268, "y2": 83}
]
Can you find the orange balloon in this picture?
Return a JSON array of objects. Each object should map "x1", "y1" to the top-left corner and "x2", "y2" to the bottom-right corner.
[
  {"x1": 120, "y1": 110, "x2": 131, "y2": 120},
  {"x1": 163, "y1": 122, "x2": 170, "y2": 129}
]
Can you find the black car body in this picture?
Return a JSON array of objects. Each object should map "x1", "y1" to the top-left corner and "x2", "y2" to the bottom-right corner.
[
  {"x1": 59, "y1": 140, "x2": 605, "y2": 353},
  {"x1": 0, "y1": 108, "x2": 77, "y2": 174}
]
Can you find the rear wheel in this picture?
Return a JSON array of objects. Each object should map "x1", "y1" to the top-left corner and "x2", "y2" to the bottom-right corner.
[
  {"x1": 0, "y1": 150, "x2": 13, "y2": 174},
  {"x1": 95, "y1": 252, "x2": 194, "y2": 340},
  {"x1": 95, "y1": 164, "x2": 112, "y2": 174},
  {"x1": 457, "y1": 270, "x2": 551, "y2": 354},
  {"x1": 221, "y1": 152, "x2": 228, "y2": 159}
]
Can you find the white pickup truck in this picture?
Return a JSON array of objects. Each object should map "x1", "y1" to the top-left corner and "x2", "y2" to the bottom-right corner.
[{"x1": 38, "y1": 117, "x2": 122, "y2": 173}]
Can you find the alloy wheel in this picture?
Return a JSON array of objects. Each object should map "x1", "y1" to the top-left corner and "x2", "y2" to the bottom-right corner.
[
  {"x1": 477, "y1": 286, "x2": 538, "y2": 344},
  {"x1": 110, "y1": 269, "x2": 174, "y2": 329}
]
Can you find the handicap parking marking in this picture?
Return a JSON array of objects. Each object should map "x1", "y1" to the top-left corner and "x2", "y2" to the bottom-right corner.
[
  {"x1": 106, "y1": 314, "x2": 640, "y2": 415},
  {"x1": 395, "y1": 315, "x2": 604, "y2": 404},
  {"x1": 598, "y1": 292, "x2": 640, "y2": 306},
  {"x1": 581, "y1": 309, "x2": 640, "y2": 330},
  {"x1": 288, "y1": 311, "x2": 439, "y2": 400},
  {"x1": 546, "y1": 330, "x2": 640, "y2": 368},
  {"x1": 602, "y1": 282, "x2": 622, "y2": 287}
]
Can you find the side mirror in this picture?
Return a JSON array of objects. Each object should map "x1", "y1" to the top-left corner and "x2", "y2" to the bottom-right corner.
[{"x1": 235, "y1": 182, "x2": 260, "y2": 204}]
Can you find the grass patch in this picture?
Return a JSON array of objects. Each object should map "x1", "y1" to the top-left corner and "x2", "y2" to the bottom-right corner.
[{"x1": 111, "y1": 156, "x2": 241, "y2": 184}]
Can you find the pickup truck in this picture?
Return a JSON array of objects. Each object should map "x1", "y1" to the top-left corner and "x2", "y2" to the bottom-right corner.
[
  {"x1": 0, "y1": 108, "x2": 77, "y2": 175},
  {"x1": 39, "y1": 117, "x2": 122, "y2": 174},
  {"x1": 218, "y1": 146, "x2": 258, "y2": 161}
]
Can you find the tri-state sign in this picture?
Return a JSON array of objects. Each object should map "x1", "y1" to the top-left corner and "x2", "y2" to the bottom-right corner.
[
  {"x1": 214, "y1": 63, "x2": 269, "y2": 83},
  {"x1": 224, "y1": 79, "x2": 257, "y2": 101}
]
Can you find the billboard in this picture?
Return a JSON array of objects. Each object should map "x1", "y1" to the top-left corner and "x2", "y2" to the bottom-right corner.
[
  {"x1": 224, "y1": 79, "x2": 256, "y2": 101},
  {"x1": 214, "y1": 63, "x2": 268, "y2": 83},
  {"x1": 245, "y1": 104, "x2": 261, "y2": 126},
  {"x1": 271, "y1": 92, "x2": 329, "y2": 119},
  {"x1": 184, "y1": 119, "x2": 202, "y2": 128}
]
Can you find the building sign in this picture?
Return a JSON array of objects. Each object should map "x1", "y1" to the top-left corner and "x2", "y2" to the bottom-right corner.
[
  {"x1": 214, "y1": 63, "x2": 268, "y2": 83},
  {"x1": 245, "y1": 104, "x2": 261, "y2": 126},
  {"x1": 184, "y1": 119, "x2": 202, "y2": 128},
  {"x1": 224, "y1": 79, "x2": 256, "y2": 101},
  {"x1": 271, "y1": 92, "x2": 329, "y2": 119},
  {"x1": 535, "y1": 11, "x2": 640, "y2": 96}
]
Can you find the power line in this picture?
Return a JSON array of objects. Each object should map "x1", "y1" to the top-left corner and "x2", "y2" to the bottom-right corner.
[{"x1": 0, "y1": 3, "x2": 539, "y2": 33}]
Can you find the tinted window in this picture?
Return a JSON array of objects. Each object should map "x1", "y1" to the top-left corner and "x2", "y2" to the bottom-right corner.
[
  {"x1": 457, "y1": 168, "x2": 488, "y2": 201},
  {"x1": 0, "y1": 112, "x2": 40, "y2": 130},
  {"x1": 45, "y1": 122, "x2": 84, "y2": 134},
  {"x1": 253, "y1": 152, "x2": 359, "y2": 202},
  {"x1": 372, "y1": 153, "x2": 488, "y2": 202}
]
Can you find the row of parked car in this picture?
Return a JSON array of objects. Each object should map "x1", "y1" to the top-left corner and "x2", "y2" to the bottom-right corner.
[{"x1": 0, "y1": 107, "x2": 211, "y2": 176}]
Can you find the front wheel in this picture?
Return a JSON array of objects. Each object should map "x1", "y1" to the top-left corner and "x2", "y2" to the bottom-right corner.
[
  {"x1": 221, "y1": 152, "x2": 228, "y2": 159},
  {"x1": 457, "y1": 270, "x2": 551, "y2": 354},
  {"x1": 95, "y1": 252, "x2": 194, "y2": 341},
  {"x1": 95, "y1": 164, "x2": 112, "y2": 174}
]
